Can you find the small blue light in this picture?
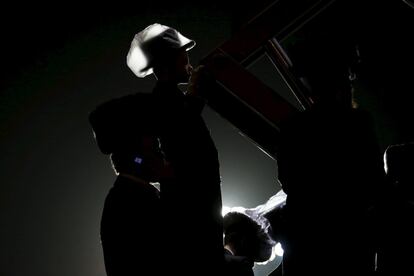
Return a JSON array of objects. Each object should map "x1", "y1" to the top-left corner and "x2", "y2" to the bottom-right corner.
[{"x1": 134, "y1": 157, "x2": 143, "y2": 164}]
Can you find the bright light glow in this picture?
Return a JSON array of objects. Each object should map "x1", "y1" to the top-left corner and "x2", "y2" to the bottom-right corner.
[
  {"x1": 222, "y1": 205, "x2": 250, "y2": 216},
  {"x1": 222, "y1": 205, "x2": 231, "y2": 217},
  {"x1": 253, "y1": 189, "x2": 287, "y2": 215},
  {"x1": 222, "y1": 205, "x2": 249, "y2": 217},
  {"x1": 275, "y1": 242, "x2": 284, "y2": 257}
]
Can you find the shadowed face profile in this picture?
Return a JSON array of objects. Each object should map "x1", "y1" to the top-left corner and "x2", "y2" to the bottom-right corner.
[
  {"x1": 172, "y1": 50, "x2": 193, "y2": 84},
  {"x1": 152, "y1": 49, "x2": 193, "y2": 85}
]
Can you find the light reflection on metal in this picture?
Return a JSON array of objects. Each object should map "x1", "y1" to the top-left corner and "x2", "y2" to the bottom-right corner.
[{"x1": 275, "y1": 242, "x2": 284, "y2": 257}]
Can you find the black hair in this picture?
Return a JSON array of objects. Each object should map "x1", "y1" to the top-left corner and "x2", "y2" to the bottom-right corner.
[
  {"x1": 288, "y1": 37, "x2": 360, "y2": 107},
  {"x1": 223, "y1": 212, "x2": 274, "y2": 262}
]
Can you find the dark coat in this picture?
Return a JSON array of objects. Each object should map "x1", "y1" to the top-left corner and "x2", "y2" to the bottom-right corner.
[
  {"x1": 100, "y1": 176, "x2": 161, "y2": 276},
  {"x1": 90, "y1": 82, "x2": 224, "y2": 275},
  {"x1": 152, "y1": 82, "x2": 223, "y2": 275},
  {"x1": 277, "y1": 106, "x2": 385, "y2": 276}
]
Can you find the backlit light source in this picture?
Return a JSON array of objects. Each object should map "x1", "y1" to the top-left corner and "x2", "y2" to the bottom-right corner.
[{"x1": 275, "y1": 242, "x2": 284, "y2": 257}]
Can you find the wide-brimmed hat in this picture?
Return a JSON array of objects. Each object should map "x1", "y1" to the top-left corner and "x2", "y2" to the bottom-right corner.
[{"x1": 126, "y1": 23, "x2": 196, "y2": 78}]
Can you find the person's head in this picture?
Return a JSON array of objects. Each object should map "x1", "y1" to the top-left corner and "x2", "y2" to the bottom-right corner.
[
  {"x1": 127, "y1": 23, "x2": 195, "y2": 84},
  {"x1": 223, "y1": 212, "x2": 275, "y2": 263},
  {"x1": 290, "y1": 39, "x2": 359, "y2": 109},
  {"x1": 152, "y1": 48, "x2": 193, "y2": 84}
]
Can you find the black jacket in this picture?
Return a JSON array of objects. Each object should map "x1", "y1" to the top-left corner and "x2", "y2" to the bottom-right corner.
[
  {"x1": 100, "y1": 176, "x2": 161, "y2": 276},
  {"x1": 277, "y1": 106, "x2": 385, "y2": 276},
  {"x1": 90, "y1": 82, "x2": 224, "y2": 275}
]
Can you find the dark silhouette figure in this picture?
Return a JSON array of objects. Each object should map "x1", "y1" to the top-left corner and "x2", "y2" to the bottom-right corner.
[
  {"x1": 376, "y1": 142, "x2": 414, "y2": 275},
  {"x1": 89, "y1": 98, "x2": 166, "y2": 276},
  {"x1": 89, "y1": 23, "x2": 224, "y2": 275},
  {"x1": 125, "y1": 23, "x2": 224, "y2": 275},
  {"x1": 221, "y1": 190, "x2": 287, "y2": 276},
  {"x1": 277, "y1": 42, "x2": 385, "y2": 276},
  {"x1": 223, "y1": 211, "x2": 276, "y2": 276}
]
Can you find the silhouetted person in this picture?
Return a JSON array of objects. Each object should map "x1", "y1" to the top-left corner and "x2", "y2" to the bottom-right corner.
[
  {"x1": 89, "y1": 98, "x2": 166, "y2": 276},
  {"x1": 126, "y1": 23, "x2": 224, "y2": 275},
  {"x1": 376, "y1": 142, "x2": 414, "y2": 275},
  {"x1": 277, "y1": 41, "x2": 385, "y2": 276},
  {"x1": 221, "y1": 190, "x2": 287, "y2": 276},
  {"x1": 223, "y1": 211, "x2": 276, "y2": 276}
]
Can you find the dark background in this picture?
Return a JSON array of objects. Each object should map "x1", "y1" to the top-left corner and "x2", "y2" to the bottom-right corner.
[{"x1": 1, "y1": 1, "x2": 413, "y2": 275}]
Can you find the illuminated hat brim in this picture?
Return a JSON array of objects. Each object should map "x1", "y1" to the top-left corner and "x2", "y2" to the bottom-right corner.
[{"x1": 127, "y1": 23, "x2": 195, "y2": 78}]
